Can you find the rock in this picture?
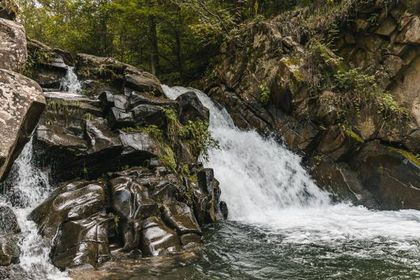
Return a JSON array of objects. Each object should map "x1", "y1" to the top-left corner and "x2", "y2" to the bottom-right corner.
[
  {"x1": 180, "y1": 233, "x2": 202, "y2": 248},
  {"x1": 124, "y1": 72, "x2": 163, "y2": 96},
  {"x1": 176, "y1": 92, "x2": 209, "y2": 124},
  {"x1": 0, "y1": 206, "x2": 20, "y2": 234},
  {"x1": 0, "y1": 18, "x2": 27, "y2": 72},
  {"x1": 110, "y1": 175, "x2": 158, "y2": 251},
  {"x1": 0, "y1": 205, "x2": 20, "y2": 267},
  {"x1": 140, "y1": 216, "x2": 181, "y2": 257},
  {"x1": 396, "y1": 15, "x2": 420, "y2": 44},
  {"x1": 0, "y1": 70, "x2": 45, "y2": 181},
  {"x1": 312, "y1": 160, "x2": 378, "y2": 207},
  {"x1": 375, "y1": 17, "x2": 397, "y2": 36},
  {"x1": 350, "y1": 141, "x2": 420, "y2": 210},
  {"x1": 161, "y1": 202, "x2": 202, "y2": 235},
  {"x1": 85, "y1": 118, "x2": 121, "y2": 153},
  {"x1": 131, "y1": 104, "x2": 167, "y2": 128},
  {"x1": 107, "y1": 108, "x2": 134, "y2": 129},
  {"x1": 194, "y1": 169, "x2": 224, "y2": 224},
  {"x1": 30, "y1": 181, "x2": 106, "y2": 239},
  {"x1": 51, "y1": 213, "x2": 112, "y2": 270},
  {"x1": 0, "y1": 236, "x2": 20, "y2": 266},
  {"x1": 119, "y1": 131, "x2": 161, "y2": 160}
]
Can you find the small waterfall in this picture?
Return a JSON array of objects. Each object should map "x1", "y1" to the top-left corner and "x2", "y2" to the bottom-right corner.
[
  {"x1": 60, "y1": 66, "x2": 82, "y2": 93},
  {"x1": 163, "y1": 85, "x2": 420, "y2": 244},
  {"x1": 0, "y1": 140, "x2": 70, "y2": 279}
]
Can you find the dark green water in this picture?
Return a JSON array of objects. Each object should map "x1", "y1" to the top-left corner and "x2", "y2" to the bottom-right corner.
[{"x1": 96, "y1": 221, "x2": 420, "y2": 280}]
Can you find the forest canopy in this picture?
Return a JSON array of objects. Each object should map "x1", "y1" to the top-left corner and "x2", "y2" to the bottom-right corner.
[{"x1": 18, "y1": 0, "x2": 336, "y2": 83}]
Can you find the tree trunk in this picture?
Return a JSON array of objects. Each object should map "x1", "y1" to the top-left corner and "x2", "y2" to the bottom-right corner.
[{"x1": 148, "y1": 12, "x2": 160, "y2": 75}]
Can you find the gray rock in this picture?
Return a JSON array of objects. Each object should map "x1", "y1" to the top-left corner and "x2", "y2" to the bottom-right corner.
[
  {"x1": 0, "y1": 69, "x2": 45, "y2": 181},
  {"x1": 0, "y1": 18, "x2": 27, "y2": 72},
  {"x1": 176, "y1": 92, "x2": 209, "y2": 125}
]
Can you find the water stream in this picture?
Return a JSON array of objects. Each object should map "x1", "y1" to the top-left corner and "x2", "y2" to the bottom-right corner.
[
  {"x1": 160, "y1": 85, "x2": 420, "y2": 279},
  {"x1": 1, "y1": 78, "x2": 419, "y2": 279}
]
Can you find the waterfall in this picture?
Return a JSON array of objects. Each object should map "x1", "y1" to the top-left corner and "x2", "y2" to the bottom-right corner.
[
  {"x1": 163, "y1": 85, "x2": 420, "y2": 244},
  {"x1": 0, "y1": 140, "x2": 70, "y2": 279},
  {"x1": 60, "y1": 66, "x2": 82, "y2": 93}
]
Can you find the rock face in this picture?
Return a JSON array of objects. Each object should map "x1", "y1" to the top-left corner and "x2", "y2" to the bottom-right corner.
[
  {"x1": 0, "y1": 5, "x2": 46, "y2": 182},
  {"x1": 23, "y1": 43, "x2": 227, "y2": 271},
  {"x1": 0, "y1": 18, "x2": 27, "y2": 72},
  {"x1": 0, "y1": 70, "x2": 45, "y2": 181},
  {"x1": 204, "y1": 1, "x2": 420, "y2": 210}
]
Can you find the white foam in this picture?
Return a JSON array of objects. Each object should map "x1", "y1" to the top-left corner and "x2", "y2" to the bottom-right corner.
[{"x1": 163, "y1": 85, "x2": 420, "y2": 248}]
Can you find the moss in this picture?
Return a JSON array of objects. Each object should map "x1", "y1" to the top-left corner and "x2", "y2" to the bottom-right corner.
[
  {"x1": 342, "y1": 127, "x2": 364, "y2": 143},
  {"x1": 160, "y1": 144, "x2": 177, "y2": 172},
  {"x1": 259, "y1": 83, "x2": 271, "y2": 105},
  {"x1": 390, "y1": 148, "x2": 420, "y2": 166}
]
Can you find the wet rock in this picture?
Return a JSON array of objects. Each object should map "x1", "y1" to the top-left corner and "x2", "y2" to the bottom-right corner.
[
  {"x1": 0, "y1": 70, "x2": 45, "y2": 181},
  {"x1": 176, "y1": 92, "x2": 209, "y2": 124},
  {"x1": 51, "y1": 213, "x2": 112, "y2": 270},
  {"x1": 140, "y1": 216, "x2": 181, "y2": 257},
  {"x1": 161, "y1": 202, "x2": 202, "y2": 235},
  {"x1": 0, "y1": 206, "x2": 20, "y2": 267},
  {"x1": 0, "y1": 18, "x2": 27, "y2": 72},
  {"x1": 180, "y1": 233, "x2": 202, "y2": 248},
  {"x1": 26, "y1": 40, "x2": 71, "y2": 90},
  {"x1": 0, "y1": 265, "x2": 31, "y2": 280},
  {"x1": 194, "y1": 169, "x2": 224, "y2": 224},
  {"x1": 0, "y1": 205, "x2": 20, "y2": 234},
  {"x1": 0, "y1": 236, "x2": 20, "y2": 266},
  {"x1": 30, "y1": 180, "x2": 106, "y2": 239}
]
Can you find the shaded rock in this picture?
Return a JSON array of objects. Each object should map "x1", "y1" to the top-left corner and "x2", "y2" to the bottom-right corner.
[
  {"x1": 119, "y1": 131, "x2": 161, "y2": 161},
  {"x1": 131, "y1": 104, "x2": 167, "y2": 128},
  {"x1": 396, "y1": 15, "x2": 420, "y2": 44},
  {"x1": 0, "y1": 70, "x2": 45, "y2": 181},
  {"x1": 0, "y1": 18, "x2": 27, "y2": 72},
  {"x1": 176, "y1": 92, "x2": 209, "y2": 124},
  {"x1": 85, "y1": 118, "x2": 121, "y2": 153},
  {"x1": 0, "y1": 265, "x2": 31, "y2": 280},
  {"x1": 51, "y1": 213, "x2": 112, "y2": 270},
  {"x1": 161, "y1": 202, "x2": 202, "y2": 235},
  {"x1": 124, "y1": 72, "x2": 163, "y2": 96},
  {"x1": 350, "y1": 141, "x2": 420, "y2": 210},
  {"x1": 107, "y1": 108, "x2": 134, "y2": 129},
  {"x1": 140, "y1": 216, "x2": 181, "y2": 257}
]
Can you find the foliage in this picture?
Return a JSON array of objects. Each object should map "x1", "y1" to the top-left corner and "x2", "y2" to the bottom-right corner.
[{"x1": 258, "y1": 83, "x2": 271, "y2": 105}]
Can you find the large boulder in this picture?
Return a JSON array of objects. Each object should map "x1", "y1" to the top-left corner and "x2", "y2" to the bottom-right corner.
[
  {"x1": 0, "y1": 18, "x2": 27, "y2": 72},
  {"x1": 0, "y1": 69, "x2": 45, "y2": 181}
]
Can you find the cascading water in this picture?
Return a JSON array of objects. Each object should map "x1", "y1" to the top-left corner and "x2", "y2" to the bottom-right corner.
[
  {"x1": 60, "y1": 66, "x2": 82, "y2": 94},
  {"x1": 0, "y1": 66, "x2": 84, "y2": 279},
  {"x1": 0, "y1": 140, "x2": 70, "y2": 280},
  {"x1": 162, "y1": 85, "x2": 420, "y2": 279}
]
